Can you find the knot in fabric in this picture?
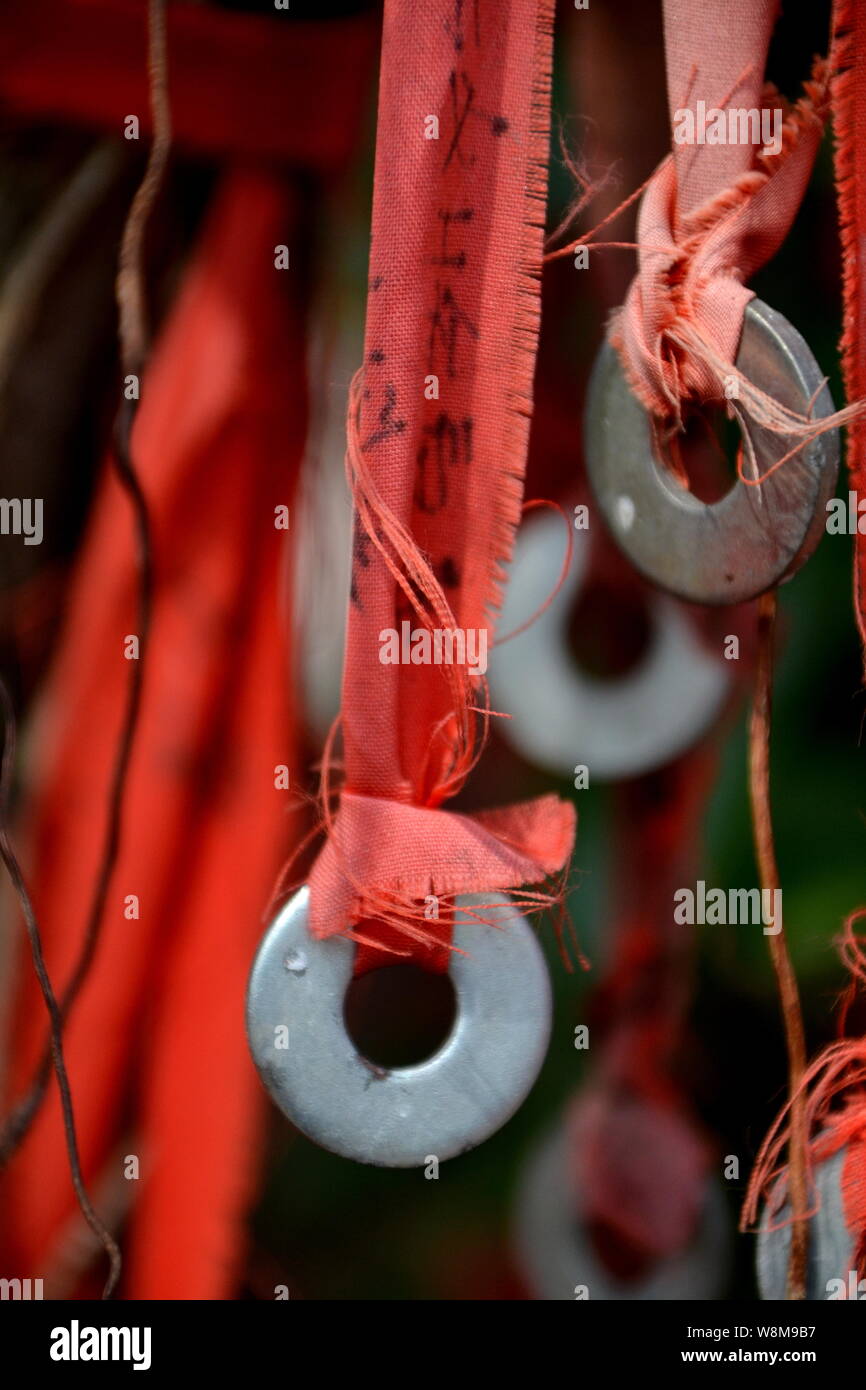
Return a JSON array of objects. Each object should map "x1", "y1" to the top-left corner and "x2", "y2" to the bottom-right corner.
[{"x1": 609, "y1": 69, "x2": 829, "y2": 434}]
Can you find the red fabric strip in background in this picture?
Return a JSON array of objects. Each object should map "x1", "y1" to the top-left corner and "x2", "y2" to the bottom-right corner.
[
  {"x1": 0, "y1": 0, "x2": 378, "y2": 169},
  {"x1": 1, "y1": 170, "x2": 305, "y2": 1298}
]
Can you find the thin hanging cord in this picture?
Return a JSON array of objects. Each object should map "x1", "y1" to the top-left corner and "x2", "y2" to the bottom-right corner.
[
  {"x1": 116, "y1": 0, "x2": 172, "y2": 379},
  {"x1": 748, "y1": 590, "x2": 810, "y2": 1299},
  {"x1": 0, "y1": 0, "x2": 169, "y2": 1276},
  {"x1": 0, "y1": 680, "x2": 122, "y2": 1297}
]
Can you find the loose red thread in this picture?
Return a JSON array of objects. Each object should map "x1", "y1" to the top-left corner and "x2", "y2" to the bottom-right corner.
[
  {"x1": 743, "y1": 910, "x2": 866, "y2": 1285},
  {"x1": 492, "y1": 499, "x2": 574, "y2": 648}
]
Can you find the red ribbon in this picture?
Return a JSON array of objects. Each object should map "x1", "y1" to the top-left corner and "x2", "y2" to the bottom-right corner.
[
  {"x1": 829, "y1": 0, "x2": 866, "y2": 1274},
  {"x1": 0, "y1": 0, "x2": 377, "y2": 170},
  {"x1": 308, "y1": 0, "x2": 574, "y2": 965},
  {"x1": 574, "y1": 755, "x2": 718, "y2": 1270},
  {"x1": 833, "y1": 0, "x2": 866, "y2": 673},
  {"x1": 611, "y1": 0, "x2": 829, "y2": 431}
]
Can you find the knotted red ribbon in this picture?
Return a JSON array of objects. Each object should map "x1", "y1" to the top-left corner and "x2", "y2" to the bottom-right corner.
[
  {"x1": 308, "y1": 0, "x2": 574, "y2": 964},
  {"x1": 310, "y1": 790, "x2": 574, "y2": 949},
  {"x1": 611, "y1": 2, "x2": 829, "y2": 434}
]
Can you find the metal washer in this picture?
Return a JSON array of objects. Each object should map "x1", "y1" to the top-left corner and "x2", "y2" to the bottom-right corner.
[
  {"x1": 513, "y1": 1116, "x2": 733, "y2": 1301},
  {"x1": 756, "y1": 1146, "x2": 854, "y2": 1300},
  {"x1": 585, "y1": 299, "x2": 839, "y2": 605},
  {"x1": 246, "y1": 887, "x2": 552, "y2": 1167},
  {"x1": 490, "y1": 512, "x2": 728, "y2": 780}
]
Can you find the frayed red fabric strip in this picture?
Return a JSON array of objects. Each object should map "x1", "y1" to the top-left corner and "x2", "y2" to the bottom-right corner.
[
  {"x1": 613, "y1": 62, "x2": 829, "y2": 429},
  {"x1": 573, "y1": 753, "x2": 719, "y2": 1266},
  {"x1": 308, "y1": 0, "x2": 572, "y2": 963},
  {"x1": 612, "y1": 0, "x2": 831, "y2": 433},
  {"x1": 831, "y1": 0, "x2": 866, "y2": 675},
  {"x1": 0, "y1": 0, "x2": 378, "y2": 170},
  {"x1": 308, "y1": 790, "x2": 575, "y2": 953}
]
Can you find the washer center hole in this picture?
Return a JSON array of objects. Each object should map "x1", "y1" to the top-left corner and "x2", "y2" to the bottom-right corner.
[
  {"x1": 659, "y1": 404, "x2": 741, "y2": 504},
  {"x1": 568, "y1": 581, "x2": 652, "y2": 679},
  {"x1": 344, "y1": 963, "x2": 457, "y2": 1068}
]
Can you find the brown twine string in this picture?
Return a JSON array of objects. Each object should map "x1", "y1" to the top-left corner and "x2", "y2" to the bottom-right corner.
[
  {"x1": 117, "y1": 0, "x2": 172, "y2": 381},
  {"x1": 748, "y1": 590, "x2": 810, "y2": 1299},
  {"x1": 0, "y1": 679, "x2": 122, "y2": 1297},
  {"x1": 0, "y1": 0, "x2": 170, "y2": 1296}
]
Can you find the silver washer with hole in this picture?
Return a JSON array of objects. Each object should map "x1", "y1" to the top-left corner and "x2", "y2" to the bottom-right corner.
[
  {"x1": 490, "y1": 513, "x2": 728, "y2": 779},
  {"x1": 513, "y1": 1116, "x2": 733, "y2": 1300},
  {"x1": 756, "y1": 1146, "x2": 854, "y2": 1300},
  {"x1": 246, "y1": 887, "x2": 552, "y2": 1167},
  {"x1": 585, "y1": 299, "x2": 839, "y2": 605}
]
